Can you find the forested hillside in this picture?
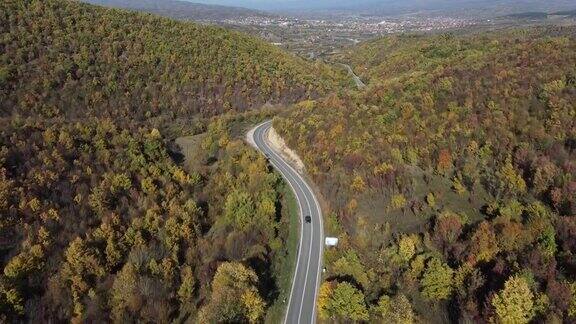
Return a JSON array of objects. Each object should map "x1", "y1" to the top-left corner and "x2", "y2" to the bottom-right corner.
[
  {"x1": 0, "y1": 0, "x2": 342, "y2": 120},
  {"x1": 0, "y1": 114, "x2": 302, "y2": 322},
  {"x1": 84, "y1": 0, "x2": 274, "y2": 21},
  {"x1": 0, "y1": 0, "x2": 337, "y2": 321},
  {"x1": 275, "y1": 27, "x2": 576, "y2": 322}
]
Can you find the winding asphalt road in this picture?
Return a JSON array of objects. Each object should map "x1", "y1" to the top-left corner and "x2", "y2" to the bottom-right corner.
[
  {"x1": 250, "y1": 121, "x2": 324, "y2": 324},
  {"x1": 338, "y1": 63, "x2": 366, "y2": 89}
]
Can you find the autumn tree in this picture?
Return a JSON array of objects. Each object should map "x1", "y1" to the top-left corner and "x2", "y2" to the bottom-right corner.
[
  {"x1": 468, "y1": 221, "x2": 499, "y2": 264},
  {"x1": 569, "y1": 282, "x2": 576, "y2": 317},
  {"x1": 432, "y1": 213, "x2": 463, "y2": 257},
  {"x1": 332, "y1": 250, "x2": 370, "y2": 289},
  {"x1": 397, "y1": 234, "x2": 420, "y2": 264},
  {"x1": 62, "y1": 237, "x2": 106, "y2": 318},
  {"x1": 110, "y1": 262, "x2": 139, "y2": 322},
  {"x1": 3, "y1": 245, "x2": 45, "y2": 279},
  {"x1": 0, "y1": 168, "x2": 12, "y2": 212},
  {"x1": 351, "y1": 175, "x2": 367, "y2": 193},
  {"x1": 199, "y1": 262, "x2": 265, "y2": 323},
  {"x1": 421, "y1": 257, "x2": 454, "y2": 300},
  {"x1": 178, "y1": 266, "x2": 195, "y2": 303},
  {"x1": 224, "y1": 190, "x2": 255, "y2": 230},
  {"x1": 436, "y1": 149, "x2": 453, "y2": 175},
  {"x1": 318, "y1": 281, "x2": 369, "y2": 321},
  {"x1": 317, "y1": 281, "x2": 334, "y2": 319},
  {"x1": 497, "y1": 158, "x2": 527, "y2": 197},
  {"x1": 492, "y1": 275, "x2": 535, "y2": 323},
  {"x1": 375, "y1": 293, "x2": 415, "y2": 324}
]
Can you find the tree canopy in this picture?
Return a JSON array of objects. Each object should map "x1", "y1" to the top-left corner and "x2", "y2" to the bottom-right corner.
[
  {"x1": 279, "y1": 27, "x2": 576, "y2": 322},
  {"x1": 0, "y1": 0, "x2": 344, "y2": 120}
]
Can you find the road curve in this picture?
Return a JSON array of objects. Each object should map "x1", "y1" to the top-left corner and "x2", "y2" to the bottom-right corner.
[
  {"x1": 250, "y1": 120, "x2": 324, "y2": 324},
  {"x1": 338, "y1": 63, "x2": 366, "y2": 89}
]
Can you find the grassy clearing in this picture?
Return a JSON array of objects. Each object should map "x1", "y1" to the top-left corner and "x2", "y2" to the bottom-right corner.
[
  {"x1": 266, "y1": 182, "x2": 300, "y2": 324},
  {"x1": 174, "y1": 133, "x2": 206, "y2": 171}
]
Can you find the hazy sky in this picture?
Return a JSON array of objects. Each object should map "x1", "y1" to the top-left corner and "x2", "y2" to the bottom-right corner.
[
  {"x1": 184, "y1": 0, "x2": 387, "y2": 10},
  {"x1": 183, "y1": 0, "x2": 576, "y2": 12}
]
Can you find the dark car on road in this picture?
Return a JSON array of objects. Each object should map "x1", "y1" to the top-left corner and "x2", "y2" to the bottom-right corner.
[{"x1": 305, "y1": 215, "x2": 312, "y2": 223}]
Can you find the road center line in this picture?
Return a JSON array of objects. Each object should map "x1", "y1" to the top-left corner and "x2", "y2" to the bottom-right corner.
[
  {"x1": 253, "y1": 122, "x2": 307, "y2": 324},
  {"x1": 252, "y1": 121, "x2": 322, "y2": 324}
]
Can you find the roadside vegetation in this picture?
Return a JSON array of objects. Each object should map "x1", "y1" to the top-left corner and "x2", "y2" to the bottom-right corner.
[
  {"x1": 276, "y1": 27, "x2": 576, "y2": 322},
  {"x1": 0, "y1": 115, "x2": 301, "y2": 322},
  {"x1": 265, "y1": 185, "x2": 300, "y2": 323}
]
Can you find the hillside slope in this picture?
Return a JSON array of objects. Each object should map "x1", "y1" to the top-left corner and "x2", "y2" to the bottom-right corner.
[
  {"x1": 275, "y1": 27, "x2": 576, "y2": 322},
  {"x1": 83, "y1": 0, "x2": 275, "y2": 21},
  {"x1": 0, "y1": 0, "x2": 335, "y2": 322},
  {"x1": 0, "y1": 0, "x2": 342, "y2": 120}
]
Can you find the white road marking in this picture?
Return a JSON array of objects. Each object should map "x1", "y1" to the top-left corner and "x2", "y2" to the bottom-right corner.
[{"x1": 250, "y1": 121, "x2": 323, "y2": 324}]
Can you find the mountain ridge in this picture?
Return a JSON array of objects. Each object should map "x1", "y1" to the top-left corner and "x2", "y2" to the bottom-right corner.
[
  {"x1": 189, "y1": 0, "x2": 576, "y2": 15},
  {"x1": 83, "y1": 0, "x2": 276, "y2": 21},
  {"x1": 0, "y1": 0, "x2": 343, "y2": 120}
]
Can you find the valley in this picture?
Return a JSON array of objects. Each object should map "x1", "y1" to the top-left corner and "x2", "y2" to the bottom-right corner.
[{"x1": 0, "y1": 0, "x2": 575, "y2": 323}]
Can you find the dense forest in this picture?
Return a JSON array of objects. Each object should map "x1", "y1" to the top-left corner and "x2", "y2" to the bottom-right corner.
[
  {"x1": 275, "y1": 27, "x2": 576, "y2": 322},
  {"x1": 0, "y1": 0, "x2": 336, "y2": 322},
  {"x1": 0, "y1": 114, "x2": 303, "y2": 322},
  {"x1": 0, "y1": 0, "x2": 343, "y2": 120},
  {"x1": 3, "y1": 0, "x2": 576, "y2": 322}
]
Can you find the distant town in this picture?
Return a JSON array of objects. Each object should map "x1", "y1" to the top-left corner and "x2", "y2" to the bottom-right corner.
[
  {"x1": 222, "y1": 14, "x2": 479, "y2": 34},
  {"x1": 209, "y1": 14, "x2": 484, "y2": 57},
  {"x1": 84, "y1": 0, "x2": 576, "y2": 59}
]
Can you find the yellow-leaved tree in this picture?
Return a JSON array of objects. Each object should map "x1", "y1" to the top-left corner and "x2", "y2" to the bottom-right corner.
[
  {"x1": 492, "y1": 275, "x2": 534, "y2": 323},
  {"x1": 198, "y1": 262, "x2": 266, "y2": 323}
]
